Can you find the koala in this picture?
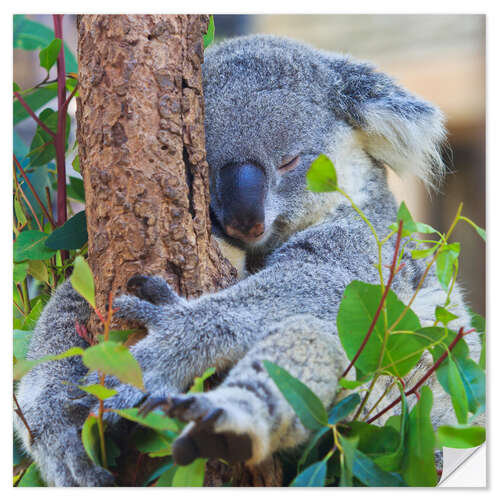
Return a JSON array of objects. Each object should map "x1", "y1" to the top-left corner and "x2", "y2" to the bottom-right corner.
[{"x1": 14, "y1": 35, "x2": 480, "y2": 486}]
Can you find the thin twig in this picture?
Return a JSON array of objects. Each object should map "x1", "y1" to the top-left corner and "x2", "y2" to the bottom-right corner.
[
  {"x1": 14, "y1": 155, "x2": 56, "y2": 228},
  {"x1": 366, "y1": 327, "x2": 468, "y2": 423},
  {"x1": 13, "y1": 392, "x2": 34, "y2": 444},
  {"x1": 342, "y1": 219, "x2": 404, "y2": 378},
  {"x1": 13, "y1": 91, "x2": 56, "y2": 138}
]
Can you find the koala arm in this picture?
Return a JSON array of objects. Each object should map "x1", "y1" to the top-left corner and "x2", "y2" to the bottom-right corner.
[
  {"x1": 111, "y1": 228, "x2": 379, "y2": 403},
  {"x1": 14, "y1": 281, "x2": 114, "y2": 486}
]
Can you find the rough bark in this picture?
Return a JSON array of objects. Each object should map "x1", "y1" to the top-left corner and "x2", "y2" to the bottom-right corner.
[{"x1": 77, "y1": 14, "x2": 281, "y2": 486}]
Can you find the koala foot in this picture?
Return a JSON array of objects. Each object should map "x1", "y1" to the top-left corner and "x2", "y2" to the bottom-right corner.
[
  {"x1": 126, "y1": 275, "x2": 181, "y2": 306},
  {"x1": 140, "y1": 393, "x2": 257, "y2": 466}
]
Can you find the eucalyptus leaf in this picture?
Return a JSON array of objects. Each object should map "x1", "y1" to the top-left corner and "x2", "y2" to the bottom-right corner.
[
  {"x1": 39, "y1": 38, "x2": 62, "y2": 72},
  {"x1": 436, "y1": 242, "x2": 460, "y2": 289},
  {"x1": 14, "y1": 230, "x2": 56, "y2": 261},
  {"x1": 328, "y1": 393, "x2": 360, "y2": 425},
  {"x1": 306, "y1": 154, "x2": 337, "y2": 192},
  {"x1": 171, "y1": 458, "x2": 206, "y2": 487},
  {"x1": 115, "y1": 408, "x2": 179, "y2": 432},
  {"x1": 70, "y1": 256, "x2": 95, "y2": 308},
  {"x1": 263, "y1": 360, "x2": 328, "y2": 430},
  {"x1": 81, "y1": 414, "x2": 101, "y2": 465},
  {"x1": 45, "y1": 211, "x2": 88, "y2": 250},
  {"x1": 290, "y1": 460, "x2": 326, "y2": 487},
  {"x1": 401, "y1": 386, "x2": 437, "y2": 486},
  {"x1": 82, "y1": 341, "x2": 145, "y2": 390},
  {"x1": 437, "y1": 425, "x2": 485, "y2": 448}
]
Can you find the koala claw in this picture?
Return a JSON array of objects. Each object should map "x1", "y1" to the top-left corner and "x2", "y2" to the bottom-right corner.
[
  {"x1": 138, "y1": 395, "x2": 170, "y2": 417},
  {"x1": 112, "y1": 295, "x2": 159, "y2": 325},
  {"x1": 150, "y1": 394, "x2": 253, "y2": 466},
  {"x1": 126, "y1": 274, "x2": 180, "y2": 306}
]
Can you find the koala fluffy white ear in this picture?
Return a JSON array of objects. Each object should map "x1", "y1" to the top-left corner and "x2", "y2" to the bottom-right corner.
[
  {"x1": 330, "y1": 58, "x2": 447, "y2": 188},
  {"x1": 358, "y1": 95, "x2": 447, "y2": 188}
]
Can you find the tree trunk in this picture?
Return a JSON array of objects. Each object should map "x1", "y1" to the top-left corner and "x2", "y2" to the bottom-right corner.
[{"x1": 76, "y1": 14, "x2": 281, "y2": 486}]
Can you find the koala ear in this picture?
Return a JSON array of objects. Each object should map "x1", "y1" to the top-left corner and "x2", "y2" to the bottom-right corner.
[{"x1": 329, "y1": 57, "x2": 447, "y2": 187}]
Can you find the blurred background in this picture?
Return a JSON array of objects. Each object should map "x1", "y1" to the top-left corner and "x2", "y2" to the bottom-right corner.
[{"x1": 14, "y1": 14, "x2": 485, "y2": 315}]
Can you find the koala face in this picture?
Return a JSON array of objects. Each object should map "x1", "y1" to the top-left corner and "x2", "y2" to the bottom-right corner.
[{"x1": 202, "y1": 35, "x2": 446, "y2": 251}]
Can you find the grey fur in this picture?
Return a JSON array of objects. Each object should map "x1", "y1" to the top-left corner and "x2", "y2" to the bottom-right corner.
[{"x1": 14, "y1": 35, "x2": 479, "y2": 486}]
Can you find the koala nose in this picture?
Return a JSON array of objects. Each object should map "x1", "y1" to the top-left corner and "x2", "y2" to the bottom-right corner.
[{"x1": 219, "y1": 163, "x2": 266, "y2": 242}]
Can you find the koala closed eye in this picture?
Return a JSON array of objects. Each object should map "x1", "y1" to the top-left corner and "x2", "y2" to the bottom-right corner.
[{"x1": 278, "y1": 155, "x2": 300, "y2": 173}]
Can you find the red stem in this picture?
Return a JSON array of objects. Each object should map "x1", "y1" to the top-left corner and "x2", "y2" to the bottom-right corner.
[
  {"x1": 342, "y1": 220, "x2": 404, "y2": 378},
  {"x1": 366, "y1": 327, "x2": 467, "y2": 424},
  {"x1": 13, "y1": 91, "x2": 56, "y2": 138},
  {"x1": 53, "y1": 15, "x2": 67, "y2": 231},
  {"x1": 14, "y1": 155, "x2": 56, "y2": 228}
]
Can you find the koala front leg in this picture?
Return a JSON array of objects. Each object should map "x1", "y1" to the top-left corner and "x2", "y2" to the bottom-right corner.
[{"x1": 142, "y1": 315, "x2": 348, "y2": 466}]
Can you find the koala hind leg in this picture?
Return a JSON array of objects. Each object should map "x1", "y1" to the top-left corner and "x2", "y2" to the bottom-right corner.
[{"x1": 162, "y1": 315, "x2": 348, "y2": 466}]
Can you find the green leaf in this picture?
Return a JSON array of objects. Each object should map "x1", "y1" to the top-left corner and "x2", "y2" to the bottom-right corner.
[
  {"x1": 297, "y1": 427, "x2": 330, "y2": 471},
  {"x1": 19, "y1": 298, "x2": 45, "y2": 331},
  {"x1": 203, "y1": 15, "x2": 215, "y2": 49},
  {"x1": 70, "y1": 256, "x2": 95, "y2": 308},
  {"x1": 14, "y1": 198, "x2": 28, "y2": 226},
  {"x1": 411, "y1": 245, "x2": 438, "y2": 260},
  {"x1": 436, "y1": 242, "x2": 460, "y2": 289},
  {"x1": 39, "y1": 38, "x2": 62, "y2": 72},
  {"x1": 338, "y1": 378, "x2": 367, "y2": 390},
  {"x1": 13, "y1": 82, "x2": 21, "y2": 92},
  {"x1": 14, "y1": 230, "x2": 56, "y2": 261},
  {"x1": 82, "y1": 414, "x2": 101, "y2": 466},
  {"x1": 115, "y1": 408, "x2": 179, "y2": 432},
  {"x1": 27, "y1": 260, "x2": 49, "y2": 283},
  {"x1": 435, "y1": 305, "x2": 458, "y2": 326},
  {"x1": 28, "y1": 108, "x2": 70, "y2": 167},
  {"x1": 461, "y1": 217, "x2": 486, "y2": 241},
  {"x1": 447, "y1": 358, "x2": 469, "y2": 424},
  {"x1": 14, "y1": 346, "x2": 84, "y2": 380},
  {"x1": 328, "y1": 393, "x2": 360, "y2": 425},
  {"x1": 13, "y1": 329, "x2": 32, "y2": 360},
  {"x1": 13, "y1": 262, "x2": 29, "y2": 283},
  {"x1": 13, "y1": 15, "x2": 78, "y2": 72},
  {"x1": 82, "y1": 341, "x2": 145, "y2": 390},
  {"x1": 78, "y1": 384, "x2": 118, "y2": 400},
  {"x1": 432, "y1": 336, "x2": 485, "y2": 417},
  {"x1": 97, "y1": 329, "x2": 138, "y2": 344},
  {"x1": 13, "y1": 86, "x2": 57, "y2": 124},
  {"x1": 337, "y1": 281, "x2": 422, "y2": 378},
  {"x1": 188, "y1": 367, "x2": 216, "y2": 393},
  {"x1": 46, "y1": 211, "x2": 88, "y2": 250},
  {"x1": 393, "y1": 201, "x2": 437, "y2": 236},
  {"x1": 468, "y1": 309, "x2": 485, "y2": 334},
  {"x1": 401, "y1": 386, "x2": 437, "y2": 486},
  {"x1": 290, "y1": 460, "x2": 327, "y2": 487},
  {"x1": 306, "y1": 154, "x2": 337, "y2": 192},
  {"x1": 17, "y1": 462, "x2": 45, "y2": 487},
  {"x1": 134, "y1": 428, "x2": 172, "y2": 457},
  {"x1": 171, "y1": 458, "x2": 206, "y2": 487},
  {"x1": 147, "y1": 459, "x2": 174, "y2": 486},
  {"x1": 437, "y1": 425, "x2": 485, "y2": 448},
  {"x1": 339, "y1": 435, "x2": 356, "y2": 486},
  {"x1": 373, "y1": 388, "x2": 409, "y2": 472},
  {"x1": 263, "y1": 360, "x2": 328, "y2": 430},
  {"x1": 72, "y1": 154, "x2": 81, "y2": 173},
  {"x1": 66, "y1": 176, "x2": 85, "y2": 202},
  {"x1": 352, "y1": 449, "x2": 407, "y2": 486}
]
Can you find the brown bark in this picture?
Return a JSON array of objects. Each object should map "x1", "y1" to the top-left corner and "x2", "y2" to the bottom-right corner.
[{"x1": 76, "y1": 14, "x2": 281, "y2": 486}]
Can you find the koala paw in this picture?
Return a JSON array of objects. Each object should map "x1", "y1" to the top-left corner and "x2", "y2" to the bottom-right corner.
[
  {"x1": 112, "y1": 294, "x2": 161, "y2": 325},
  {"x1": 126, "y1": 275, "x2": 181, "y2": 306},
  {"x1": 139, "y1": 393, "x2": 254, "y2": 466}
]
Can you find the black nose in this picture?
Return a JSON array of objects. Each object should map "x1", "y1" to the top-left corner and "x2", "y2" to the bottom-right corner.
[{"x1": 219, "y1": 163, "x2": 266, "y2": 241}]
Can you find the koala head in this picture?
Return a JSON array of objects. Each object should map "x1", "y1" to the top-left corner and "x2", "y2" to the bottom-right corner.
[{"x1": 202, "y1": 35, "x2": 446, "y2": 251}]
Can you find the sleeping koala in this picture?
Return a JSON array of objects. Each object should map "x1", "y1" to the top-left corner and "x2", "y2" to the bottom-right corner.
[{"x1": 14, "y1": 35, "x2": 480, "y2": 486}]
